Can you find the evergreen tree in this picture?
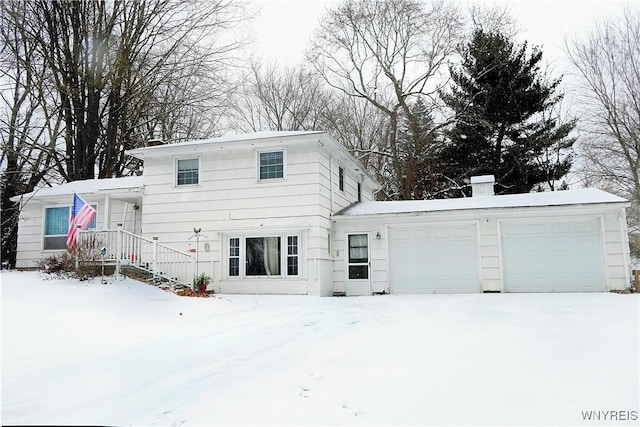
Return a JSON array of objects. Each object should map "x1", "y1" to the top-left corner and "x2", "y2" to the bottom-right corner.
[
  {"x1": 441, "y1": 28, "x2": 575, "y2": 195},
  {"x1": 395, "y1": 98, "x2": 443, "y2": 199}
]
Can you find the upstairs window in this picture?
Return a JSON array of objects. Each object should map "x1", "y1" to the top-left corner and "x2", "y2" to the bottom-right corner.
[
  {"x1": 339, "y1": 167, "x2": 344, "y2": 191},
  {"x1": 176, "y1": 158, "x2": 199, "y2": 186},
  {"x1": 259, "y1": 150, "x2": 284, "y2": 180},
  {"x1": 357, "y1": 182, "x2": 362, "y2": 202}
]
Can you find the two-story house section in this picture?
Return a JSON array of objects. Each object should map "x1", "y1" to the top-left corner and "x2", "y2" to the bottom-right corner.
[{"x1": 125, "y1": 131, "x2": 379, "y2": 295}]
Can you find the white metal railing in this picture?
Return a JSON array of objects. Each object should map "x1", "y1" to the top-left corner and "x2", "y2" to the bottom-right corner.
[{"x1": 78, "y1": 225, "x2": 194, "y2": 287}]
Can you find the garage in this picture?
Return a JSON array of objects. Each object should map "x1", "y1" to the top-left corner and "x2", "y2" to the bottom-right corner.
[
  {"x1": 501, "y1": 219, "x2": 605, "y2": 292},
  {"x1": 389, "y1": 224, "x2": 480, "y2": 294}
]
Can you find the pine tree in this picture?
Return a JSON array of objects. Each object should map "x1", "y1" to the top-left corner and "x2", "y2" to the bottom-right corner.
[
  {"x1": 395, "y1": 98, "x2": 442, "y2": 199},
  {"x1": 441, "y1": 28, "x2": 575, "y2": 195}
]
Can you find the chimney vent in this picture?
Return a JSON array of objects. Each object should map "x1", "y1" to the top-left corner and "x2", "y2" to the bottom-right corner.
[
  {"x1": 147, "y1": 138, "x2": 163, "y2": 147},
  {"x1": 470, "y1": 175, "x2": 495, "y2": 197}
]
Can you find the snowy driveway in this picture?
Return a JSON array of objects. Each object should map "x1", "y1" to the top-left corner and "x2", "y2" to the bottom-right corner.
[{"x1": 2, "y1": 271, "x2": 639, "y2": 426}]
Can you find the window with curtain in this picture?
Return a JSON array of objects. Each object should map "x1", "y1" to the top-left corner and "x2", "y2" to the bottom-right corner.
[
  {"x1": 176, "y1": 158, "x2": 199, "y2": 185},
  {"x1": 229, "y1": 235, "x2": 300, "y2": 278},
  {"x1": 246, "y1": 237, "x2": 281, "y2": 276},
  {"x1": 44, "y1": 205, "x2": 97, "y2": 250}
]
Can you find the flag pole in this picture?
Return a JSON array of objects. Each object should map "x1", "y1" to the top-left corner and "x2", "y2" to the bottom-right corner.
[{"x1": 74, "y1": 224, "x2": 81, "y2": 270}]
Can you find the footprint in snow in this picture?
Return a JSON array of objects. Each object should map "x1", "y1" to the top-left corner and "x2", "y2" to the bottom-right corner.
[
  {"x1": 299, "y1": 386, "x2": 311, "y2": 398},
  {"x1": 342, "y1": 404, "x2": 362, "y2": 417}
]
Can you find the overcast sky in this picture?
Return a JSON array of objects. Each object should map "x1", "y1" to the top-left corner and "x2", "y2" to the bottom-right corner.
[{"x1": 251, "y1": 0, "x2": 627, "y2": 73}]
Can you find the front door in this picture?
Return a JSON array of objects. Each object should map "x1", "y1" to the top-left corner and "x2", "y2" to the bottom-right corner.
[{"x1": 346, "y1": 233, "x2": 371, "y2": 296}]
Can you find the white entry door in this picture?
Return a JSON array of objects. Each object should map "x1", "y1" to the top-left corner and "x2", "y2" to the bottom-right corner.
[
  {"x1": 501, "y1": 219, "x2": 605, "y2": 292},
  {"x1": 389, "y1": 224, "x2": 480, "y2": 294},
  {"x1": 346, "y1": 233, "x2": 371, "y2": 296}
]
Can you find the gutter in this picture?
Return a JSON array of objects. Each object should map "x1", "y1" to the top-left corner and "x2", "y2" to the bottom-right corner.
[{"x1": 332, "y1": 201, "x2": 632, "y2": 221}]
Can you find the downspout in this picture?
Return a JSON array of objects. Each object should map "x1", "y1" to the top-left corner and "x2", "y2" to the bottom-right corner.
[
  {"x1": 619, "y1": 208, "x2": 631, "y2": 288},
  {"x1": 329, "y1": 151, "x2": 334, "y2": 214},
  {"x1": 132, "y1": 206, "x2": 137, "y2": 234},
  {"x1": 122, "y1": 202, "x2": 129, "y2": 232}
]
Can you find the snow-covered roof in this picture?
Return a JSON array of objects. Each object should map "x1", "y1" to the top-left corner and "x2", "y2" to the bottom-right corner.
[
  {"x1": 127, "y1": 131, "x2": 326, "y2": 159},
  {"x1": 335, "y1": 188, "x2": 628, "y2": 217},
  {"x1": 12, "y1": 176, "x2": 143, "y2": 201}
]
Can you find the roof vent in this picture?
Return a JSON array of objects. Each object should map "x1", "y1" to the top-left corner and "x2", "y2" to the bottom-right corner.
[{"x1": 470, "y1": 175, "x2": 495, "y2": 197}]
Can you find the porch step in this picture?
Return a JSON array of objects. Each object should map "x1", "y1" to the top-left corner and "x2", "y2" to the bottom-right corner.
[{"x1": 121, "y1": 266, "x2": 175, "y2": 287}]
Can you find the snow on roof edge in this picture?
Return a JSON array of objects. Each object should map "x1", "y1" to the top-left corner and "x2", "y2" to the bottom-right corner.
[
  {"x1": 127, "y1": 130, "x2": 326, "y2": 157},
  {"x1": 11, "y1": 176, "x2": 143, "y2": 201},
  {"x1": 334, "y1": 188, "x2": 628, "y2": 217}
]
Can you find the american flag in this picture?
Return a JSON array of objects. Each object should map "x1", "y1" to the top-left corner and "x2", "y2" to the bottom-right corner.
[{"x1": 66, "y1": 193, "x2": 97, "y2": 249}]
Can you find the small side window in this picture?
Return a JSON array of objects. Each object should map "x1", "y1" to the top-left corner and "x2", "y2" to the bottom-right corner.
[
  {"x1": 339, "y1": 167, "x2": 344, "y2": 192},
  {"x1": 176, "y1": 158, "x2": 199, "y2": 186},
  {"x1": 287, "y1": 236, "x2": 299, "y2": 276},
  {"x1": 229, "y1": 238, "x2": 240, "y2": 277}
]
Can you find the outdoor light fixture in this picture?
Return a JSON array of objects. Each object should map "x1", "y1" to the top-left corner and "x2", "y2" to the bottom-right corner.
[{"x1": 376, "y1": 232, "x2": 381, "y2": 240}]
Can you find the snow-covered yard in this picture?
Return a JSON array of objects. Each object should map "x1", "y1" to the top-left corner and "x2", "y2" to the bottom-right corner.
[{"x1": 2, "y1": 271, "x2": 639, "y2": 426}]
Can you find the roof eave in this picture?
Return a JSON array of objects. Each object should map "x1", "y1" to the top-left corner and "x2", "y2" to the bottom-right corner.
[
  {"x1": 333, "y1": 200, "x2": 630, "y2": 220},
  {"x1": 126, "y1": 131, "x2": 327, "y2": 160}
]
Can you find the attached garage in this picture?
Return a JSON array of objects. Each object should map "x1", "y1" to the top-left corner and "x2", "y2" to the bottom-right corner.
[
  {"x1": 332, "y1": 175, "x2": 630, "y2": 295},
  {"x1": 501, "y1": 219, "x2": 605, "y2": 292},
  {"x1": 389, "y1": 224, "x2": 479, "y2": 294}
]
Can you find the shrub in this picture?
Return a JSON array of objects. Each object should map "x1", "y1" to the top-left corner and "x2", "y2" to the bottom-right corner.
[
  {"x1": 70, "y1": 234, "x2": 105, "y2": 278},
  {"x1": 38, "y1": 252, "x2": 75, "y2": 277},
  {"x1": 38, "y1": 233, "x2": 105, "y2": 279}
]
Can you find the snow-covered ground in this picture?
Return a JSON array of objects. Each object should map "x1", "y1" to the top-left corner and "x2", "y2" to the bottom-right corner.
[{"x1": 2, "y1": 271, "x2": 639, "y2": 426}]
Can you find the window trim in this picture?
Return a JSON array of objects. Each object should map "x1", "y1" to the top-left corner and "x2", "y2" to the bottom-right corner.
[
  {"x1": 228, "y1": 237, "x2": 240, "y2": 277},
  {"x1": 256, "y1": 148, "x2": 286, "y2": 182},
  {"x1": 287, "y1": 235, "x2": 299, "y2": 276},
  {"x1": 175, "y1": 157, "x2": 201, "y2": 187},
  {"x1": 226, "y1": 233, "x2": 300, "y2": 279},
  {"x1": 43, "y1": 203, "x2": 98, "y2": 251}
]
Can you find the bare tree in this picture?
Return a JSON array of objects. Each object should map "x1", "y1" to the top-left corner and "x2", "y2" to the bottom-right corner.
[
  {"x1": 1, "y1": 1, "x2": 62, "y2": 268},
  {"x1": 329, "y1": 94, "x2": 391, "y2": 193},
  {"x1": 307, "y1": 0, "x2": 464, "y2": 199},
  {"x1": 468, "y1": 3, "x2": 520, "y2": 37},
  {"x1": 4, "y1": 0, "x2": 248, "y2": 181},
  {"x1": 566, "y1": 6, "x2": 640, "y2": 229},
  {"x1": 230, "y1": 61, "x2": 335, "y2": 132}
]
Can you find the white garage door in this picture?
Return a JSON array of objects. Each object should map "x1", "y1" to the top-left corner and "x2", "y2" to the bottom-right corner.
[
  {"x1": 501, "y1": 219, "x2": 605, "y2": 292},
  {"x1": 390, "y1": 224, "x2": 480, "y2": 294}
]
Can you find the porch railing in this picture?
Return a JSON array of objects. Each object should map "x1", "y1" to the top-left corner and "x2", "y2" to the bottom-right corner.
[{"x1": 78, "y1": 225, "x2": 195, "y2": 287}]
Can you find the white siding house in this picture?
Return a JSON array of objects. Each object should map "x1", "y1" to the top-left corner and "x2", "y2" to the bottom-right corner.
[{"x1": 12, "y1": 131, "x2": 632, "y2": 294}]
